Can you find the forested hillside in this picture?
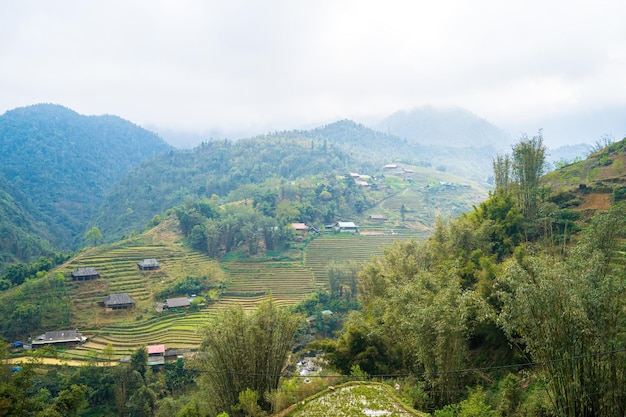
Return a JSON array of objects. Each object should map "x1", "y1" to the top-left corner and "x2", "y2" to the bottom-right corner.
[
  {"x1": 1, "y1": 128, "x2": 625, "y2": 416},
  {"x1": 0, "y1": 104, "x2": 173, "y2": 262},
  {"x1": 0, "y1": 105, "x2": 494, "y2": 271},
  {"x1": 314, "y1": 134, "x2": 626, "y2": 416},
  {"x1": 92, "y1": 120, "x2": 490, "y2": 242},
  {"x1": 0, "y1": 176, "x2": 54, "y2": 265}
]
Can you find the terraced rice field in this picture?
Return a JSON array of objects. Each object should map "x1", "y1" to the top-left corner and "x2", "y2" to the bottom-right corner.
[
  {"x1": 304, "y1": 232, "x2": 424, "y2": 286},
  {"x1": 60, "y1": 243, "x2": 220, "y2": 328},
  {"x1": 56, "y1": 222, "x2": 427, "y2": 361},
  {"x1": 221, "y1": 260, "x2": 315, "y2": 304}
]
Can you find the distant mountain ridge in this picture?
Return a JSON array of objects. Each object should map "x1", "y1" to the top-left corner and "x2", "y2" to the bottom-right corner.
[
  {"x1": 375, "y1": 106, "x2": 512, "y2": 150},
  {"x1": 0, "y1": 104, "x2": 510, "y2": 265},
  {"x1": 0, "y1": 104, "x2": 173, "y2": 259}
]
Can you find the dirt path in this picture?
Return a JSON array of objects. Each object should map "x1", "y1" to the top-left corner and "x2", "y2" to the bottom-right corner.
[{"x1": 7, "y1": 357, "x2": 112, "y2": 367}]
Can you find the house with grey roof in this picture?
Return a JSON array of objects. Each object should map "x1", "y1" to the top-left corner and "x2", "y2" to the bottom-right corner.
[
  {"x1": 137, "y1": 259, "x2": 160, "y2": 271},
  {"x1": 32, "y1": 330, "x2": 87, "y2": 348},
  {"x1": 71, "y1": 267, "x2": 100, "y2": 281},
  {"x1": 164, "y1": 297, "x2": 191, "y2": 309},
  {"x1": 335, "y1": 221, "x2": 359, "y2": 233},
  {"x1": 103, "y1": 293, "x2": 136, "y2": 310}
]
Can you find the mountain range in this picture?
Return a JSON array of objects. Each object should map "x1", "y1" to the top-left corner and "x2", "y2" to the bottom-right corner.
[
  {"x1": 0, "y1": 104, "x2": 172, "y2": 262},
  {"x1": 0, "y1": 103, "x2": 590, "y2": 266}
]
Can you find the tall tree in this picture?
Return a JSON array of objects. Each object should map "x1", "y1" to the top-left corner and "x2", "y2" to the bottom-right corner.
[
  {"x1": 496, "y1": 203, "x2": 626, "y2": 417},
  {"x1": 491, "y1": 154, "x2": 512, "y2": 194},
  {"x1": 193, "y1": 299, "x2": 302, "y2": 416},
  {"x1": 511, "y1": 131, "x2": 546, "y2": 221},
  {"x1": 84, "y1": 226, "x2": 102, "y2": 246}
]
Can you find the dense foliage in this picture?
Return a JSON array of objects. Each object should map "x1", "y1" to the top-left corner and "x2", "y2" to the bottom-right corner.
[
  {"x1": 192, "y1": 299, "x2": 302, "y2": 416},
  {"x1": 0, "y1": 104, "x2": 172, "y2": 259},
  {"x1": 173, "y1": 174, "x2": 373, "y2": 258},
  {"x1": 315, "y1": 136, "x2": 626, "y2": 416},
  {"x1": 0, "y1": 273, "x2": 71, "y2": 340}
]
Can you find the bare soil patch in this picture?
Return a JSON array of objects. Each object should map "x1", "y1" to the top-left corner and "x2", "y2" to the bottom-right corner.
[{"x1": 576, "y1": 193, "x2": 612, "y2": 211}]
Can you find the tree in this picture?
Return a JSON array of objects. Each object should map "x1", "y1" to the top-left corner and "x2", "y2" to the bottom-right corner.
[
  {"x1": 491, "y1": 154, "x2": 512, "y2": 194},
  {"x1": 40, "y1": 384, "x2": 89, "y2": 417},
  {"x1": 193, "y1": 299, "x2": 302, "y2": 416},
  {"x1": 84, "y1": 226, "x2": 102, "y2": 246},
  {"x1": 130, "y1": 346, "x2": 148, "y2": 379},
  {"x1": 103, "y1": 343, "x2": 115, "y2": 366},
  {"x1": 511, "y1": 131, "x2": 546, "y2": 222},
  {"x1": 587, "y1": 133, "x2": 614, "y2": 155},
  {"x1": 496, "y1": 203, "x2": 626, "y2": 417},
  {"x1": 326, "y1": 260, "x2": 360, "y2": 301}
]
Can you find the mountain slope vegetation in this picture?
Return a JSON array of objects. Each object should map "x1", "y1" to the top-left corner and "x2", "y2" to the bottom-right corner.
[
  {"x1": 2, "y1": 123, "x2": 626, "y2": 416},
  {"x1": 92, "y1": 120, "x2": 490, "y2": 242},
  {"x1": 0, "y1": 104, "x2": 173, "y2": 260}
]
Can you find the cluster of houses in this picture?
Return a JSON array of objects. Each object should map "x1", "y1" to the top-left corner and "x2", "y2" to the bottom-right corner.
[
  {"x1": 142, "y1": 344, "x2": 186, "y2": 366},
  {"x1": 26, "y1": 259, "x2": 167, "y2": 349},
  {"x1": 347, "y1": 163, "x2": 418, "y2": 188},
  {"x1": 291, "y1": 221, "x2": 359, "y2": 235}
]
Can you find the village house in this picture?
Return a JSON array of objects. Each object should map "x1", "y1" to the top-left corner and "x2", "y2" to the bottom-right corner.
[
  {"x1": 291, "y1": 223, "x2": 309, "y2": 241},
  {"x1": 291, "y1": 223, "x2": 309, "y2": 233},
  {"x1": 137, "y1": 259, "x2": 160, "y2": 271},
  {"x1": 70, "y1": 267, "x2": 100, "y2": 281},
  {"x1": 32, "y1": 329, "x2": 87, "y2": 348},
  {"x1": 164, "y1": 297, "x2": 191, "y2": 309},
  {"x1": 335, "y1": 221, "x2": 359, "y2": 233},
  {"x1": 146, "y1": 344, "x2": 166, "y2": 366},
  {"x1": 369, "y1": 214, "x2": 386, "y2": 221},
  {"x1": 102, "y1": 293, "x2": 135, "y2": 310}
]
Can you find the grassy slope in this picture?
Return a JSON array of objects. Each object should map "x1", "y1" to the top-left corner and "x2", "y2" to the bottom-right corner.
[
  {"x1": 66, "y1": 232, "x2": 426, "y2": 359},
  {"x1": 542, "y1": 138, "x2": 626, "y2": 212},
  {"x1": 276, "y1": 382, "x2": 428, "y2": 417}
]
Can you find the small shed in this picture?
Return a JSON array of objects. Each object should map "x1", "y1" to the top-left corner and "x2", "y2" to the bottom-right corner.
[
  {"x1": 164, "y1": 297, "x2": 191, "y2": 309},
  {"x1": 369, "y1": 214, "x2": 386, "y2": 221},
  {"x1": 137, "y1": 259, "x2": 160, "y2": 271},
  {"x1": 32, "y1": 330, "x2": 86, "y2": 348},
  {"x1": 103, "y1": 293, "x2": 135, "y2": 310},
  {"x1": 71, "y1": 267, "x2": 100, "y2": 281}
]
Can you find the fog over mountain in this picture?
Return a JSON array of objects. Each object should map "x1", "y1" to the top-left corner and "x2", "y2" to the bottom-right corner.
[
  {"x1": 373, "y1": 106, "x2": 512, "y2": 151},
  {"x1": 4, "y1": 2, "x2": 623, "y2": 153}
]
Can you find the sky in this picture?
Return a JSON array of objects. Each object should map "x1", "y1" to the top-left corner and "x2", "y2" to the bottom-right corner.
[{"x1": 1, "y1": 0, "x2": 625, "y2": 148}]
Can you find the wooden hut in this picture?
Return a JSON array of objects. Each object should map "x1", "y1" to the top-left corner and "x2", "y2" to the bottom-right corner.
[
  {"x1": 103, "y1": 293, "x2": 136, "y2": 310},
  {"x1": 137, "y1": 259, "x2": 160, "y2": 271},
  {"x1": 71, "y1": 267, "x2": 100, "y2": 281}
]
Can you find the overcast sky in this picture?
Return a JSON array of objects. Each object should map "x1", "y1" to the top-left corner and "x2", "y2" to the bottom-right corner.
[{"x1": 1, "y1": 0, "x2": 625, "y2": 147}]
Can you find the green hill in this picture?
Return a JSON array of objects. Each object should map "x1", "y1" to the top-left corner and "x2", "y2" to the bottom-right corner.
[
  {"x1": 92, "y1": 120, "x2": 492, "y2": 242},
  {"x1": 542, "y1": 138, "x2": 626, "y2": 213},
  {"x1": 0, "y1": 104, "x2": 173, "y2": 260}
]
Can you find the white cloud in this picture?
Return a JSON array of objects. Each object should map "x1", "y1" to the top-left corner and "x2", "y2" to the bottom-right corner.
[{"x1": 1, "y1": 0, "x2": 625, "y2": 146}]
